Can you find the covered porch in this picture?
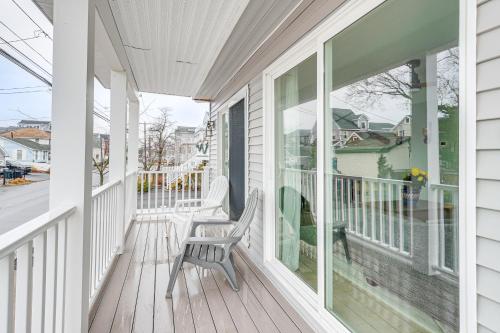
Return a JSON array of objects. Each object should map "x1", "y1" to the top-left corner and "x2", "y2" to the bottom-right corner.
[
  {"x1": 88, "y1": 218, "x2": 312, "y2": 333},
  {"x1": 0, "y1": 0, "x2": 316, "y2": 332}
]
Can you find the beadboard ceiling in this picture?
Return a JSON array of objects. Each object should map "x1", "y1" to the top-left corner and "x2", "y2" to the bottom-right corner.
[{"x1": 33, "y1": 0, "x2": 300, "y2": 97}]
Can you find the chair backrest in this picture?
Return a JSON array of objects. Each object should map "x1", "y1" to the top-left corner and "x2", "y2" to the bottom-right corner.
[
  {"x1": 201, "y1": 175, "x2": 229, "y2": 214},
  {"x1": 229, "y1": 189, "x2": 260, "y2": 239}
]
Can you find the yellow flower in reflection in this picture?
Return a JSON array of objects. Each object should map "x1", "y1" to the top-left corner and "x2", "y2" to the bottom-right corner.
[
  {"x1": 418, "y1": 176, "x2": 423, "y2": 182},
  {"x1": 411, "y1": 167, "x2": 419, "y2": 177}
]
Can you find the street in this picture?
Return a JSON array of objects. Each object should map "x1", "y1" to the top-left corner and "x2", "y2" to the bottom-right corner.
[
  {"x1": 0, "y1": 174, "x2": 49, "y2": 234},
  {"x1": 0, "y1": 172, "x2": 107, "y2": 234}
]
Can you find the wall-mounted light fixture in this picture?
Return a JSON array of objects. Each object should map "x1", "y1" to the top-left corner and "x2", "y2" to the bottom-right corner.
[
  {"x1": 408, "y1": 59, "x2": 422, "y2": 91},
  {"x1": 206, "y1": 120, "x2": 215, "y2": 138}
]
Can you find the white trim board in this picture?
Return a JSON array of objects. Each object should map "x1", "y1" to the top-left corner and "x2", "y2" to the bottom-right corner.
[{"x1": 261, "y1": 0, "x2": 476, "y2": 331}]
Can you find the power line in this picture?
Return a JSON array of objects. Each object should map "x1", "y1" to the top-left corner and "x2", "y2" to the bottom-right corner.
[
  {"x1": 0, "y1": 36, "x2": 52, "y2": 80},
  {"x1": 0, "y1": 35, "x2": 41, "y2": 45},
  {"x1": 0, "y1": 85, "x2": 46, "y2": 91},
  {"x1": 0, "y1": 89, "x2": 50, "y2": 95},
  {"x1": 11, "y1": 0, "x2": 53, "y2": 41},
  {"x1": 0, "y1": 49, "x2": 51, "y2": 86},
  {"x1": 0, "y1": 21, "x2": 52, "y2": 66}
]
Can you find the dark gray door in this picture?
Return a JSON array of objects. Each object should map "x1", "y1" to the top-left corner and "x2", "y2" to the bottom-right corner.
[{"x1": 228, "y1": 99, "x2": 245, "y2": 220}]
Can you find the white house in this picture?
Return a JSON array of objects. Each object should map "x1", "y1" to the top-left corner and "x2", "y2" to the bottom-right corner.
[
  {"x1": 1, "y1": 0, "x2": 497, "y2": 332},
  {"x1": 0, "y1": 136, "x2": 50, "y2": 164}
]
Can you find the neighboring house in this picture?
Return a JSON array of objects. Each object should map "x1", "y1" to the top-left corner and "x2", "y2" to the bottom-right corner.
[
  {"x1": 335, "y1": 131, "x2": 410, "y2": 178},
  {"x1": 0, "y1": 127, "x2": 51, "y2": 145},
  {"x1": 331, "y1": 108, "x2": 395, "y2": 144},
  {"x1": 0, "y1": 136, "x2": 50, "y2": 164},
  {"x1": 392, "y1": 115, "x2": 412, "y2": 137},
  {"x1": 17, "y1": 119, "x2": 52, "y2": 131},
  {"x1": 174, "y1": 126, "x2": 197, "y2": 165}
]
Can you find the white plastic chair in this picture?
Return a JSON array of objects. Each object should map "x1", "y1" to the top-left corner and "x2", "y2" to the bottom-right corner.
[{"x1": 168, "y1": 175, "x2": 228, "y2": 239}]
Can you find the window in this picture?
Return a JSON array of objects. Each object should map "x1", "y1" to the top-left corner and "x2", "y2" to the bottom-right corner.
[
  {"x1": 16, "y1": 150, "x2": 22, "y2": 160},
  {"x1": 275, "y1": 54, "x2": 318, "y2": 290},
  {"x1": 324, "y1": 0, "x2": 459, "y2": 332}
]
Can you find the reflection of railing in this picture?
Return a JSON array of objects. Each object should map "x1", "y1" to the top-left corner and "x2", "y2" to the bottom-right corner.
[
  {"x1": 138, "y1": 168, "x2": 210, "y2": 215},
  {"x1": 278, "y1": 169, "x2": 460, "y2": 276},
  {"x1": 430, "y1": 183, "x2": 459, "y2": 276},
  {"x1": 328, "y1": 174, "x2": 413, "y2": 257},
  {"x1": 281, "y1": 168, "x2": 317, "y2": 215}
]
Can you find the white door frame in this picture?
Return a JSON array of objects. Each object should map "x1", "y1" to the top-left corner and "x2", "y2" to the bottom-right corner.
[
  {"x1": 262, "y1": 0, "x2": 476, "y2": 331},
  {"x1": 216, "y1": 85, "x2": 249, "y2": 198}
]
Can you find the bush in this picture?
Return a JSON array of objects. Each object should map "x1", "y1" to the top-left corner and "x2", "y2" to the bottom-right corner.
[{"x1": 137, "y1": 177, "x2": 149, "y2": 192}]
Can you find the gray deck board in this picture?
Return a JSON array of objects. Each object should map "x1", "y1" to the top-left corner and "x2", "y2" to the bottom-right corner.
[{"x1": 90, "y1": 220, "x2": 313, "y2": 333}]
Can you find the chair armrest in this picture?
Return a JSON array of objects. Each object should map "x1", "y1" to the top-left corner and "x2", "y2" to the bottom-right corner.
[
  {"x1": 190, "y1": 218, "x2": 235, "y2": 236},
  {"x1": 184, "y1": 236, "x2": 240, "y2": 245},
  {"x1": 193, "y1": 204, "x2": 223, "y2": 213},
  {"x1": 174, "y1": 199, "x2": 203, "y2": 212}
]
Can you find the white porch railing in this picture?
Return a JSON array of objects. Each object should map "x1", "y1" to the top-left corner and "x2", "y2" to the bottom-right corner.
[
  {"x1": 137, "y1": 168, "x2": 210, "y2": 215},
  {"x1": 89, "y1": 179, "x2": 121, "y2": 302},
  {"x1": 430, "y1": 183, "x2": 459, "y2": 275},
  {"x1": 124, "y1": 171, "x2": 137, "y2": 231},
  {"x1": 0, "y1": 205, "x2": 76, "y2": 332}
]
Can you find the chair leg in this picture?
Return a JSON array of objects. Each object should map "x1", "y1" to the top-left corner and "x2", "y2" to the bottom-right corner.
[
  {"x1": 166, "y1": 255, "x2": 183, "y2": 298},
  {"x1": 221, "y1": 259, "x2": 239, "y2": 292},
  {"x1": 340, "y1": 228, "x2": 351, "y2": 264}
]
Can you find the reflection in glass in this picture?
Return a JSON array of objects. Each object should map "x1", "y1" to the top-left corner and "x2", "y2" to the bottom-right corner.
[
  {"x1": 324, "y1": 0, "x2": 459, "y2": 332},
  {"x1": 275, "y1": 54, "x2": 318, "y2": 290}
]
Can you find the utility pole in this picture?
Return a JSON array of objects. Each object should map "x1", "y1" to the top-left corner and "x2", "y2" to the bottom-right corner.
[{"x1": 143, "y1": 122, "x2": 147, "y2": 170}]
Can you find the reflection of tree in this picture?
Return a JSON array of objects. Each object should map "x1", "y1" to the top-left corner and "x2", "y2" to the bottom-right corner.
[
  {"x1": 344, "y1": 47, "x2": 459, "y2": 111},
  {"x1": 377, "y1": 154, "x2": 393, "y2": 178},
  {"x1": 345, "y1": 65, "x2": 412, "y2": 106}
]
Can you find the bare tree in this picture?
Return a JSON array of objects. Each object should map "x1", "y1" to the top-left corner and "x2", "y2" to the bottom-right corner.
[
  {"x1": 93, "y1": 157, "x2": 109, "y2": 186},
  {"x1": 148, "y1": 107, "x2": 175, "y2": 171}
]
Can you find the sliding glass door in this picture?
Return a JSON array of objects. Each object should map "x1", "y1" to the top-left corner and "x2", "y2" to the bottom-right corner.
[
  {"x1": 324, "y1": 0, "x2": 460, "y2": 332},
  {"x1": 274, "y1": 54, "x2": 318, "y2": 290}
]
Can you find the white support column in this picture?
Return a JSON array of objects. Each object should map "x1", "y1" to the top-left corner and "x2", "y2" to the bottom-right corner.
[
  {"x1": 50, "y1": 0, "x2": 95, "y2": 331},
  {"x1": 128, "y1": 100, "x2": 140, "y2": 219},
  {"x1": 109, "y1": 70, "x2": 127, "y2": 253}
]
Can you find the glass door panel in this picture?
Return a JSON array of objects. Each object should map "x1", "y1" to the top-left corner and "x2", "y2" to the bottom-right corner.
[
  {"x1": 275, "y1": 54, "x2": 318, "y2": 291},
  {"x1": 324, "y1": 0, "x2": 460, "y2": 332}
]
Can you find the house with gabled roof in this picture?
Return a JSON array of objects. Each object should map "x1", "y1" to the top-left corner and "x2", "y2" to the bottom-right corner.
[{"x1": 0, "y1": 136, "x2": 50, "y2": 164}]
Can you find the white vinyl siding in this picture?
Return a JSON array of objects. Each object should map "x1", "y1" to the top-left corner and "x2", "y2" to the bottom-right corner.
[
  {"x1": 209, "y1": 77, "x2": 264, "y2": 264},
  {"x1": 209, "y1": 104, "x2": 218, "y2": 180},
  {"x1": 476, "y1": 0, "x2": 500, "y2": 332},
  {"x1": 245, "y1": 75, "x2": 264, "y2": 264}
]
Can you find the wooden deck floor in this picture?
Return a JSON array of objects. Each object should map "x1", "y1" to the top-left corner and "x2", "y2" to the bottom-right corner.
[{"x1": 89, "y1": 218, "x2": 314, "y2": 333}]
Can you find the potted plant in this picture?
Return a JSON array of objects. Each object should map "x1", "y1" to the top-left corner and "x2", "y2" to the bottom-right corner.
[{"x1": 402, "y1": 167, "x2": 427, "y2": 206}]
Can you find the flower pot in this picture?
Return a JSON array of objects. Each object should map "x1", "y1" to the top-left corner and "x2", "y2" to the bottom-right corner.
[{"x1": 402, "y1": 186, "x2": 420, "y2": 206}]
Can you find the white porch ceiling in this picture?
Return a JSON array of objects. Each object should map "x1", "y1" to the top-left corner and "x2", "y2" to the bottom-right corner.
[
  {"x1": 109, "y1": 0, "x2": 249, "y2": 96},
  {"x1": 32, "y1": 0, "x2": 299, "y2": 98}
]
